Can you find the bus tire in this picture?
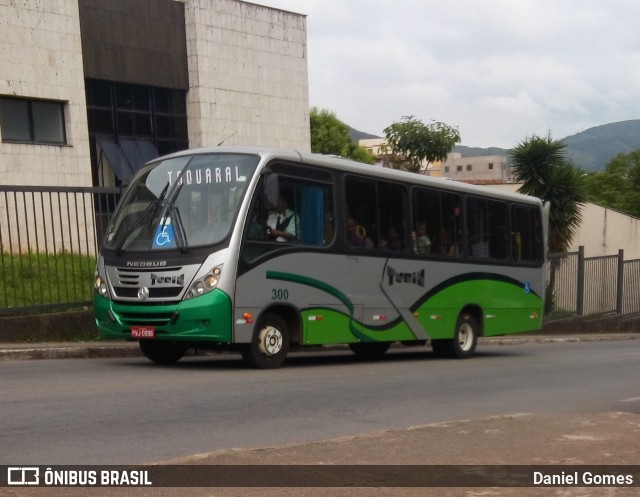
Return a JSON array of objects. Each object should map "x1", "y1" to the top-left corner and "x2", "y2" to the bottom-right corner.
[
  {"x1": 139, "y1": 340, "x2": 188, "y2": 364},
  {"x1": 241, "y1": 313, "x2": 290, "y2": 369},
  {"x1": 348, "y1": 341, "x2": 390, "y2": 357},
  {"x1": 431, "y1": 313, "x2": 478, "y2": 359}
]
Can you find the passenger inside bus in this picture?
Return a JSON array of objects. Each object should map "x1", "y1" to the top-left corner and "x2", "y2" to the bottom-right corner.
[
  {"x1": 412, "y1": 221, "x2": 431, "y2": 254},
  {"x1": 346, "y1": 215, "x2": 373, "y2": 248},
  {"x1": 379, "y1": 226, "x2": 404, "y2": 251}
]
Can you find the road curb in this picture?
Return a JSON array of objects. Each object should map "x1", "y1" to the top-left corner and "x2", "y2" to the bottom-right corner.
[{"x1": 0, "y1": 342, "x2": 141, "y2": 361}]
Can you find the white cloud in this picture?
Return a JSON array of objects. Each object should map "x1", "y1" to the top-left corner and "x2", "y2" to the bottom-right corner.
[{"x1": 253, "y1": 0, "x2": 640, "y2": 147}]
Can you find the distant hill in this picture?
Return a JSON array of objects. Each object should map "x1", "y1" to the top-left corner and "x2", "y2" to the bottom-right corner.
[
  {"x1": 452, "y1": 145, "x2": 509, "y2": 157},
  {"x1": 348, "y1": 126, "x2": 379, "y2": 142},
  {"x1": 561, "y1": 120, "x2": 640, "y2": 171},
  {"x1": 349, "y1": 120, "x2": 640, "y2": 172}
]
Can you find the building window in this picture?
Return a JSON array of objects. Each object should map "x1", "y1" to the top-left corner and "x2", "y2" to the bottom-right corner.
[
  {"x1": 86, "y1": 80, "x2": 188, "y2": 157},
  {"x1": 0, "y1": 97, "x2": 66, "y2": 145},
  {"x1": 444, "y1": 166, "x2": 450, "y2": 173},
  {"x1": 456, "y1": 165, "x2": 463, "y2": 172},
  {"x1": 466, "y1": 164, "x2": 472, "y2": 171},
  {"x1": 488, "y1": 162, "x2": 494, "y2": 170}
]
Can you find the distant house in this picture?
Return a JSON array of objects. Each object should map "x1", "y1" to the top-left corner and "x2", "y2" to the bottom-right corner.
[
  {"x1": 441, "y1": 153, "x2": 512, "y2": 184},
  {"x1": 358, "y1": 138, "x2": 443, "y2": 174}
]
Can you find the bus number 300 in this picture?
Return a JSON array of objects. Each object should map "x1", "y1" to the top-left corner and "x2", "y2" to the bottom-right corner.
[{"x1": 271, "y1": 289, "x2": 289, "y2": 300}]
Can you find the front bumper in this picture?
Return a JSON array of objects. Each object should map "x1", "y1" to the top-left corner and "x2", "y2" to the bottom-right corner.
[{"x1": 94, "y1": 289, "x2": 233, "y2": 342}]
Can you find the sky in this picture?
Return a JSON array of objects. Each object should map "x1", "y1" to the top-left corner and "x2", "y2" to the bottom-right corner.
[{"x1": 251, "y1": 0, "x2": 640, "y2": 148}]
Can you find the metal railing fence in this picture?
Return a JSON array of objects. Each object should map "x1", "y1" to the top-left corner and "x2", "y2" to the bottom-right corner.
[
  {"x1": 0, "y1": 185, "x2": 121, "y2": 315},
  {"x1": 546, "y1": 246, "x2": 640, "y2": 320},
  {"x1": 1, "y1": 185, "x2": 639, "y2": 320}
]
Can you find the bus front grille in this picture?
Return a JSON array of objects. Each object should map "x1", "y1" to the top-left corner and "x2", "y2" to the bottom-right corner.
[
  {"x1": 118, "y1": 310, "x2": 175, "y2": 327},
  {"x1": 113, "y1": 287, "x2": 183, "y2": 299}
]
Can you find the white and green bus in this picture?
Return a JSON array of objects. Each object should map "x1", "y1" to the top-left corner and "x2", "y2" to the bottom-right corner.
[{"x1": 94, "y1": 146, "x2": 546, "y2": 368}]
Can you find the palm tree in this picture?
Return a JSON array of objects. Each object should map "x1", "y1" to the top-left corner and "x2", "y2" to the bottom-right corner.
[{"x1": 510, "y1": 135, "x2": 586, "y2": 314}]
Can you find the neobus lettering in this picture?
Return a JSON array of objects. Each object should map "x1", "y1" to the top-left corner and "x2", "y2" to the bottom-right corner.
[{"x1": 167, "y1": 166, "x2": 242, "y2": 186}]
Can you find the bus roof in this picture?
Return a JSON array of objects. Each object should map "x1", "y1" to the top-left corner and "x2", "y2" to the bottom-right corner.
[{"x1": 155, "y1": 145, "x2": 542, "y2": 207}]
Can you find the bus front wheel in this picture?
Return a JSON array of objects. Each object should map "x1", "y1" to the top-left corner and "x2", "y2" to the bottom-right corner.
[
  {"x1": 431, "y1": 313, "x2": 478, "y2": 359},
  {"x1": 241, "y1": 313, "x2": 290, "y2": 369},
  {"x1": 139, "y1": 340, "x2": 188, "y2": 364}
]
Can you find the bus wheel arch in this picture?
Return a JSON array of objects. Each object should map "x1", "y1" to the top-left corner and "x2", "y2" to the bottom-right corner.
[{"x1": 432, "y1": 306, "x2": 481, "y2": 359}]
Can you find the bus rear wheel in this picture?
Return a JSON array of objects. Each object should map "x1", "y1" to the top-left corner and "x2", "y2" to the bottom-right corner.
[
  {"x1": 431, "y1": 313, "x2": 478, "y2": 359},
  {"x1": 241, "y1": 314, "x2": 290, "y2": 369},
  {"x1": 139, "y1": 340, "x2": 188, "y2": 364}
]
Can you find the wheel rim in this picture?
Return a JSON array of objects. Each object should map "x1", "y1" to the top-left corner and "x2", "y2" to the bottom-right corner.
[
  {"x1": 258, "y1": 325, "x2": 283, "y2": 356},
  {"x1": 457, "y1": 322, "x2": 475, "y2": 351}
]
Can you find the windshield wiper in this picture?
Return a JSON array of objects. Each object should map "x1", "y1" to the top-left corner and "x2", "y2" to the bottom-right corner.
[
  {"x1": 172, "y1": 206, "x2": 189, "y2": 252},
  {"x1": 159, "y1": 181, "x2": 189, "y2": 253},
  {"x1": 114, "y1": 182, "x2": 170, "y2": 255}
]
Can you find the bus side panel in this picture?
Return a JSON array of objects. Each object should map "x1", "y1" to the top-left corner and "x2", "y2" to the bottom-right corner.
[
  {"x1": 235, "y1": 253, "x2": 418, "y2": 345},
  {"x1": 235, "y1": 253, "x2": 544, "y2": 345},
  {"x1": 302, "y1": 307, "x2": 416, "y2": 345},
  {"x1": 412, "y1": 278, "x2": 543, "y2": 339}
]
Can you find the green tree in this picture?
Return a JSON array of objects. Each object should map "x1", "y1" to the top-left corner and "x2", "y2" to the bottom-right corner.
[
  {"x1": 383, "y1": 116, "x2": 460, "y2": 173},
  {"x1": 309, "y1": 107, "x2": 375, "y2": 164},
  {"x1": 510, "y1": 135, "x2": 585, "y2": 254},
  {"x1": 510, "y1": 134, "x2": 586, "y2": 315},
  {"x1": 583, "y1": 150, "x2": 640, "y2": 218}
]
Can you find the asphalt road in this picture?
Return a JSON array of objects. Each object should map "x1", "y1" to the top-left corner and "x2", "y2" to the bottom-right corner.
[{"x1": 2, "y1": 339, "x2": 640, "y2": 466}]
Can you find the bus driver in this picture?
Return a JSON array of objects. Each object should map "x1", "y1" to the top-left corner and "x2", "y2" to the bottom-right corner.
[{"x1": 267, "y1": 195, "x2": 298, "y2": 242}]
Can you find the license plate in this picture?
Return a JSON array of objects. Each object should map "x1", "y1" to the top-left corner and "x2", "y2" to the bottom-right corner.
[{"x1": 131, "y1": 326, "x2": 156, "y2": 339}]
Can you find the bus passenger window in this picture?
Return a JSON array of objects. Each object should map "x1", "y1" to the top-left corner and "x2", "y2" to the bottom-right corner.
[
  {"x1": 512, "y1": 205, "x2": 543, "y2": 263},
  {"x1": 466, "y1": 197, "x2": 508, "y2": 260},
  {"x1": 345, "y1": 176, "x2": 406, "y2": 252},
  {"x1": 413, "y1": 188, "x2": 461, "y2": 257}
]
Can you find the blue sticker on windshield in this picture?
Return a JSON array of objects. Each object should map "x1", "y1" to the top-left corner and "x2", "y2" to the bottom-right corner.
[{"x1": 153, "y1": 220, "x2": 176, "y2": 249}]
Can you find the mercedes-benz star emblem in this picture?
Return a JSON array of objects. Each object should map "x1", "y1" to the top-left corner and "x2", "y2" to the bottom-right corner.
[{"x1": 137, "y1": 287, "x2": 149, "y2": 300}]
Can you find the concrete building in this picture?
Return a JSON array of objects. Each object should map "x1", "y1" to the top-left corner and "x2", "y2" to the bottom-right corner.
[
  {"x1": 0, "y1": 0, "x2": 310, "y2": 188},
  {"x1": 442, "y1": 152, "x2": 511, "y2": 184}
]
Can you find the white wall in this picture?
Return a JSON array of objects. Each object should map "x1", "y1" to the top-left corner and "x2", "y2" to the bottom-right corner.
[
  {"x1": 0, "y1": 0, "x2": 91, "y2": 187},
  {"x1": 184, "y1": 0, "x2": 310, "y2": 151}
]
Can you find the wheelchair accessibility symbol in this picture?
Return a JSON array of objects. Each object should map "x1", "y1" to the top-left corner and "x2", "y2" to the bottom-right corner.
[
  {"x1": 152, "y1": 220, "x2": 176, "y2": 249},
  {"x1": 524, "y1": 282, "x2": 531, "y2": 294}
]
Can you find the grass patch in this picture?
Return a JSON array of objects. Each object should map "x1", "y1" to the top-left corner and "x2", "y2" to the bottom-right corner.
[{"x1": 0, "y1": 251, "x2": 96, "y2": 309}]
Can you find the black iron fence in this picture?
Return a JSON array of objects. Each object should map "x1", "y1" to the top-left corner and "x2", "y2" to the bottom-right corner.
[
  {"x1": 547, "y1": 246, "x2": 640, "y2": 319},
  {"x1": 0, "y1": 185, "x2": 121, "y2": 315},
  {"x1": 1, "y1": 185, "x2": 639, "y2": 319}
]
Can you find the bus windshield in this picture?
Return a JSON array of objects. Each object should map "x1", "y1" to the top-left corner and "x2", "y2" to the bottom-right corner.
[{"x1": 104, "y1": 153, "x2": 259, "y2": 252}]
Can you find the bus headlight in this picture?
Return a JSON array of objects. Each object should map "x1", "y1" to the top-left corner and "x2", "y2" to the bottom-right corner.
[
  {"x1": 204, "y1": 274, "x2": 218, "y2": 288},
  {"x1": 94, "y1": 275, "x2": 109, "y2": 297},
  {"x1": 185, "y1": 266, "x2": 222, "y2": 300}
]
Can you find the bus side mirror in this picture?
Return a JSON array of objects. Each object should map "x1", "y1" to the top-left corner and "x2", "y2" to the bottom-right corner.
[{"x1": 263, "y1": 173, "x2": 280, "y2": 210}]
